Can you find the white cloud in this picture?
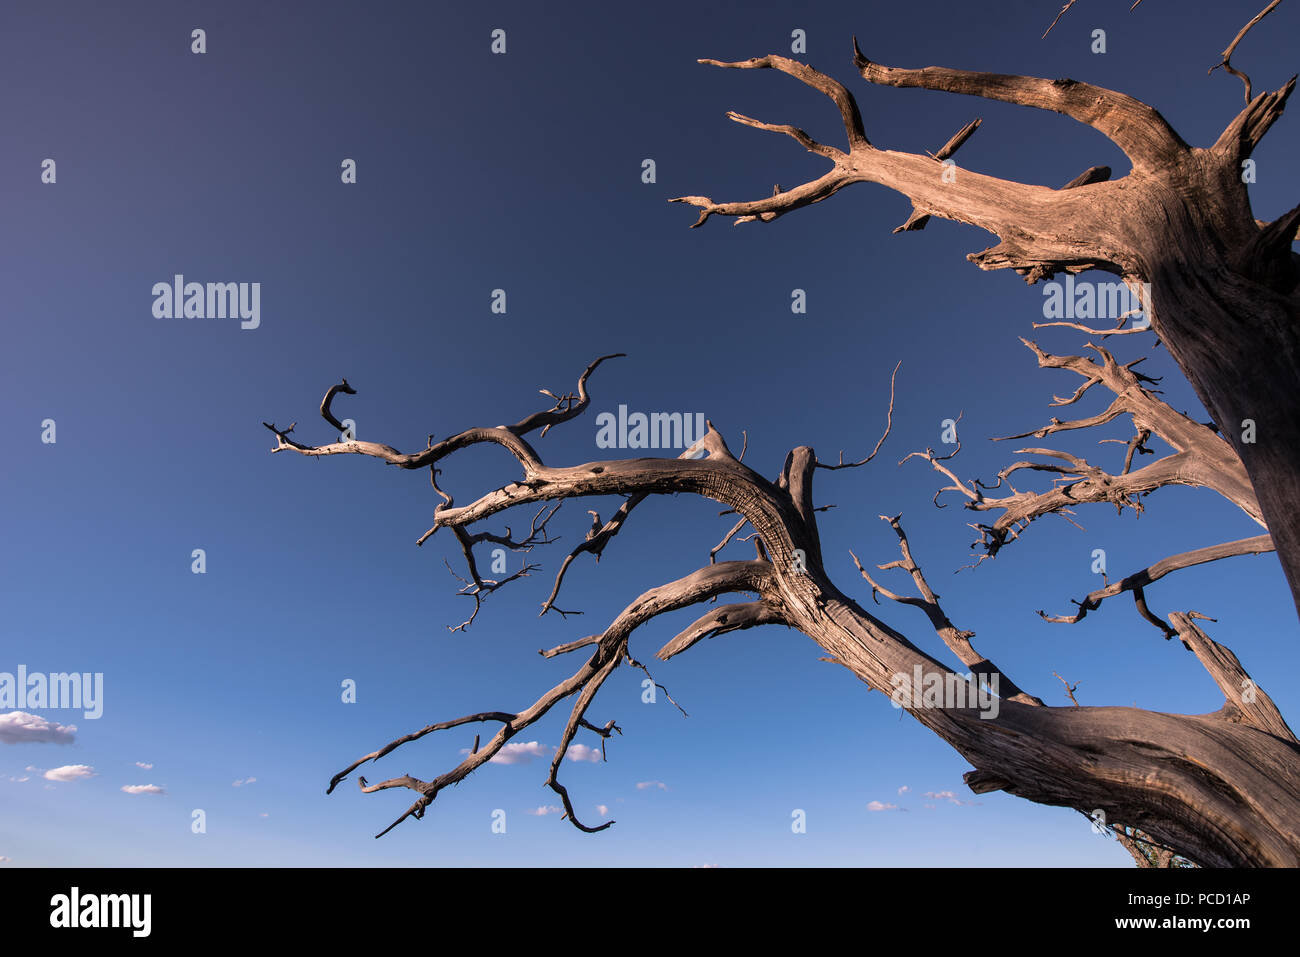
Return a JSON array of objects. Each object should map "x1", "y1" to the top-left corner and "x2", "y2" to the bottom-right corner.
[
  {"x1": 487, "y1": 742, "x2": 549, "y2": 765},
  {"x1": 121, "y1": 784, "x2": 166, "y2": 796},
  {"x1": 897, "y1": 785, "x2": 910, "y2": 795},
  {"x1": 867, "y1": 801, "x2": 899, "y2": 812},
  {"x1": 524, "y1": 805, "x2": 564, "y2": 816},
  {"x1": 6, "y1": 776, "x2": 30, "y2": 783},
  {"x1": 232, "y1": 777, "x2": 257, "y2": 787},
  {"x1": 259, "y1": 813, "x2": 269, "y2": 818},
  {"x1": 44, "y1": 765, "x2": 95, "y2": 783},
  {"x1": 455, "y1": 741, "x2": 604, "y2": 766},
  {"x1": 566, "y1": 743, "x2": 602, "y2": 763},
  {"x1": 636, "y1": 781, "x2": 668, "y2": 791},
  {"x1": 135, "y1": 762, "x2": 153, "y2": 770},
  {"x1": 0, "y1": 712, "x2": 76, "y2": 745},
  {"x1": 596, "y1": 804, "x2": 609, "y2": 816},
  {"x1": 0, "y1": 856, "x2": 10, "y2": 863}
]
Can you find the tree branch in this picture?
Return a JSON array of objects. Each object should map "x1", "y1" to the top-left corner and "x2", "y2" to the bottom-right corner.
[
  {"x1": 657, "y1": 600, "x2": 787, "y2": 660},
  {"x1": 851, "y1": 37, "x2": 1188, "y2": 172},
  {"x1": 1209, "y1": 0, "x2": 1285, "y2": 103},
  {"x1": 816, "y1": 361, "x2": 900, "y2": 470},
  {"x1": 671, "y1": 50, "x2": 1131, "y2": 282},
  {"x1": 1169, "y1": 612, "x2": 1297, "y2": 743},
  {"x1": 852, "y1": 514, "x2": 1043, "y2": 705},
  {"x1": 1038, "y1": 535, "x2": 1275, "y2": 630},
  {"x1": 330, "y1": 558, "x2": 776, "y2": 836},
  {"x1": 269, "y1": 354, "x2": 1300, "y2": 865}
]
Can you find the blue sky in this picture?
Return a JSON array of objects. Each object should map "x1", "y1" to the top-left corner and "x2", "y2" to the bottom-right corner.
[{"x1": 2, "y1": 0, "x2": 1297, "y2": 866}]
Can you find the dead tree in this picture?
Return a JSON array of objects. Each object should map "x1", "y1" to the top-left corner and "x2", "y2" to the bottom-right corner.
[
  {"x1": 264, "y1": 353, "x2": 1300, "y2": 867},
  {"x1": 670, "y1": 10, "x2": 1300, "y2": 618}
]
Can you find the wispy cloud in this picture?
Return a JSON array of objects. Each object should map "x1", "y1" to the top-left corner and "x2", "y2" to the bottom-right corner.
[
  {"x1": 924, "y1": 789, "x2": 979, "y2": 806},
  {"x1": 524, "y1": 805, "x2": 564, "y2": 816},
  {"x1": 232, "y1": 777, "x2": 257, "y2": 787},
  {"x1": 44, "y1": 765, "x2": 95, "y2": 783},
  {"x1": 0, "y1": 712, "x2": 76, "y2": 745},
  {"x1": 897, "y1": 785, "x2": 910, "y2": 795},
  {"x1": 867, "y1": 801, "x2": 900, "y2": 812},
  {"x1": 121, "y1": 784, "x2": 166, "y2": 796},
  {"x1": 135, "y1": 762, "x2": 153, "y2": 770},
  {"x1": 636, "y1": 781, "x2": 668, "y2": 791},
  {"x1": 0, "y1": 856, "x2": 10, "y2": 863},
  {"x1": 596, "y1": 804, "x2": 609, "y2": 816}
]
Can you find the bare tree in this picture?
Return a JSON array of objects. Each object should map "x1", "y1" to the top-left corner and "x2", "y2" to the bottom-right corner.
[
  {"x1": 670, "y1": 7, "x2": 1300, "y2": 620},
  {"x1": 264, "y1": 345, "x2": 1299, "y2": 866},
  {"x1": 260, "y1": 10, "x2": 1300, "y2": 867}
]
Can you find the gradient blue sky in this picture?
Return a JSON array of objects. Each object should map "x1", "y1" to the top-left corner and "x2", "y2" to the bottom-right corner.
[{"x1": 2, "y1": 0, "x2": 1297, "y2": 867}]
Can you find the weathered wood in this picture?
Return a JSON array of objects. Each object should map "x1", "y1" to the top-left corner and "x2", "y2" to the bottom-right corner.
[
  {"x1": 267, "y1": 355, "x2": 1300, "y2": 865},
  {"x1": 1170, "y1": 612, "x2": 1297, "y2": 743}
]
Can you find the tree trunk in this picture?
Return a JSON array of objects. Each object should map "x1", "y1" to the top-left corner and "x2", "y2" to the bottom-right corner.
[
  {"x1": 1148, "y1": 263, "x2": 1300, "y2": 619},
  {"x1": 782, "y1": 570, "x2": 1300, "y2": 867}
]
